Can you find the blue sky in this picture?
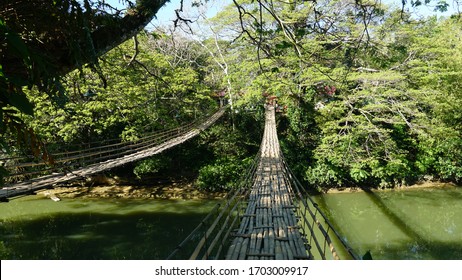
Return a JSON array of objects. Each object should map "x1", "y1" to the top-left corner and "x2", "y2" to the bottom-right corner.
[
  {"x1": 153, "y1": 0, "x2": 232, "y2": 24},
  {"x1": 104, "y1": 0, "x2": 459, "y2": 27},
  {"x1": 104, "y1": 0, "x2": 232, "y2": 27}
]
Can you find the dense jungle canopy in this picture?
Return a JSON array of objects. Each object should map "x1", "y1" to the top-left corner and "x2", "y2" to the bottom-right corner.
[{"x1": 1, "y1": 0, "x2": 462, "y2": 191}]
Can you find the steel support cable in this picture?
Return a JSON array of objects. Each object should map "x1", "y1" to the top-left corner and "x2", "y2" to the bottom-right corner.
[
  {"x1": 4, "y1": 129, "x2": 182, "y2": 182},
  {"x1": 0, "y1": 124, "x2": 186, "y2": 168},
  {"x1": 191, "y1": 188, "x2": 246, "y2": 259},
  {"x1": 1, "y1": 123, "x2": 184, "y2": 163},
  {"x1": 271, "y1": 151, "x2": 333, "y2": 259},
  {"x1": 276, "y1": 165, "x2": 311, "y2": 259},
  {"x1": 315, "y1": 210, "x2": 337, "y2": 259},
  {"x1": 69, "y1": 129, "x2": 180, "y2": 165},
  {"x1": 276, "y1": 163, "x2": 325, "y2": 258},
  {"x1": 225, "y1": 111, "x2": 306, "y2": 260},
  {"x1": 3, "y1": 121, "x2": 194, "y2": 169},
  {"x1": 281, "y1": 160, "x2": 337, "y2": 260},
  {"x1": 201, "y1": 194, "x2": 246, "y2": 260},
  {"x1": 1, "y1": 108, "x2": 226, "y2": 201},
  {"x1": 1, "y1": 109, "x2": 211, "y2": 165},
  {"x1": 0, "y1": 108, "x2": 219, "y2": 163},
  {"x1": 225, "y1": 107, "x2": 311, "y2": 260},
  {"x1": 213, "y1": 204, "x2": 242, "y2": 260},
  {"x1": 189, "y1": 194, "x2": 235, "y2": 260},
  {"x1": 166, "y1": 203, "x2": 221, "y2": 260},
  {"x1": 276, "y1": 162, "x2": 314, "y2": 258},
  {"x1": 182, "y1": 179, "x2": 252, "y2": 259}
]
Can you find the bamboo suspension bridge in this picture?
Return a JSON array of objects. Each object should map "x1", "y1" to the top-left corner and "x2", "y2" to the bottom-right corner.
[
  {"x1": 0, "y1": 105, "x2": 358, "y2": 260},
  {"x1": 0, "y1": 108, "x2": 226, "y2": 201},
  {"x1": 225, "y1": 106, "x2": 309, "y2": 259},
  {"x1": 167, "y1": 107, "x2": 358, "y2": 260}
]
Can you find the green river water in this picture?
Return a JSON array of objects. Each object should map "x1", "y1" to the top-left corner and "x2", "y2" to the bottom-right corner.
[
  {"x1": 0, "y1": 195, "x2": 218, "y2": 259},
  {"x1": 0, "y1": 185, "x2": 461, "y2": 260},
  {"x1": 314, "y1": 185, "x2": 462, "y2": 260}
]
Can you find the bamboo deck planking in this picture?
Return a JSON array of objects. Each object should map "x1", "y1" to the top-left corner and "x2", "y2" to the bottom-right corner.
[{"x1": 225, "y1": 107, "x2": 310, "y2": 260}]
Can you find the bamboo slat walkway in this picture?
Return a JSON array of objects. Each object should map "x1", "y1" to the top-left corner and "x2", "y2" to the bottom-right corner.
[
  {"x1": 0, "y1": 108, "x2": 225, "y2": 200},
  {"x1": 225, "y1": 107, "x2": 310, "y2": 260}
]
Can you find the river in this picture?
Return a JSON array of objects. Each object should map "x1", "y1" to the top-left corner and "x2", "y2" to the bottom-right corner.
[
  {"x1": 0, "y1": 194, "x2": 218, "y2": 259},
  {"x1": 314, "y1": 184, "x2": 462, "y2": 260},
  {"x1": 1, "y1": 185, "x2": 461, "y2": 259}
]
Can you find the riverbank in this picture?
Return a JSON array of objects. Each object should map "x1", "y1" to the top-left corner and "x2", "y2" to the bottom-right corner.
[
  {"x1": 326, "y1": 181, "x2": 458, "y2": 194},
  {"x1": 38, "y1": 175, "x2": 226, "y2": 200},
  {"x1": 38, "y1": 175, "x2": 458, "y2": 199}
]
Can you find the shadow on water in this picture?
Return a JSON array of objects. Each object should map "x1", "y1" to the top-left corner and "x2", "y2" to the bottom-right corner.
[
  {"x1": 0, "y1": 211, "x2": 205, "y2": 260},
  {"x1": 0, "y1": 210, "x2": 207, "y2": 260},
  {"x1": 315, "y1": 187, "x2": 462, "y2": 259},
  {"x1": 64, "y1": 197, "x2": 211, "y2": 214},
  {"x1": 361, "y1": 188, "x2": 462, "y2": 259},
  {"x1": 360, "y1": 188, "x2": 428, "y2": 243}
]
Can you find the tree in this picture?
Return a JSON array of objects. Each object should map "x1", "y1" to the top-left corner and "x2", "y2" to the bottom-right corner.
[
  {"x1": 0, "y1": 0, "x2": 217, "y2": 184},
  {"x1": 22, "y1": 33, "x2": 216, "y2": 144},
  {"x1": 1, "y1": 0, "x2": 171, "y2": 182},
  {"x1": 216, "y1": 1, "x2": 462, "y2": 190},
  {"x1": 1, "y1": 0, "x2": 169, "y2": 79}
]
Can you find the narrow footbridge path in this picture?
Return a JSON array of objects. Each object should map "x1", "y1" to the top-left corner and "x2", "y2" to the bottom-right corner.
[
  {"x1": 0, "y1": 108, "x2": 226, "y2": 201},
  {"x1": 168, "y1": 107, "x2": 358, "y2": 260},
  {"x1": 225, "y1": 106, "x2": 308, "y2": 259}
]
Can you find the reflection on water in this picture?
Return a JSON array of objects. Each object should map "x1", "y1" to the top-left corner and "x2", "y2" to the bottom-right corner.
[
  {"x1": 315, "y1": 185, "x2": 462, "y2": 259},
  {"x1": 0, "y1": 195, "x2": 218, "y2": 259}
]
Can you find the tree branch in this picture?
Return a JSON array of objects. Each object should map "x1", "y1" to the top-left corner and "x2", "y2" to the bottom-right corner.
[{"x1": 127, "y1": 35, "x2": 140, "y2": 66}]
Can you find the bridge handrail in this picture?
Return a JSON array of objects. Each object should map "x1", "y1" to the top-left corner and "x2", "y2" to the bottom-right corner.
[
  {"x1": 3, "y1": 128, "x2": 183, "y2": 182},
  {"x1": 166, "y1": 203, "x2": 221, "y2": 260},
  {"x1": 279, "y1": 154, "x2": 360, "y2": 260},
  {"x1": 0, "y1": 114, "x2": 205, "y2": 163},
  {"x1": 166, "y1": 107, "x2": 358, "y2": 260}
]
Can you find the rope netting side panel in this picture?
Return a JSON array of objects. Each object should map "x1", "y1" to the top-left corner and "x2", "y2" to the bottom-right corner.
[{"x1": 0, "y1": 107, "x2": 226, "y2": 200}]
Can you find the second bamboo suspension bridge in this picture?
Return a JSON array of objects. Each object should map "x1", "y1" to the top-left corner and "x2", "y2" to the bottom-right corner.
[{"x1": 0, "y1": 108, "x2": 225, "y2": 200}]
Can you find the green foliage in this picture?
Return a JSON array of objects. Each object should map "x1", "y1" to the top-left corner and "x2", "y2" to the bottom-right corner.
[
  {"x1": 0, "y1": 241, "x2": 11, "y2": 259},
  {"x1": 305, "y1": 82, "x2": 421, "y2": 188},
  {"x1": 1, "y1": 27, "x2": 220, "y2": 185},
  {"x1": 217, "y1": 1, "x2": 462, "y2": 190},
  {"x1": 193, "y1": 111, "x2": 262, "y2": 191},
  {"x1": 22, "y1": 33, "x2": 217, "y2": 146},
  {"x1": 133, "y1": 157, "x2": 169, "y2": 179},
  {"x1": 1, "y1": 1, "x2": 102, "y2": 160},
  {"x1": 0, "y1": 19, "x2": 52, "y2": 183},
  {"x1": 3, "y1": 0, "x2": 462, "y2": 192},
  {"x1": 196, "y1": 157, "x2": 253, "y2": 192}
]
